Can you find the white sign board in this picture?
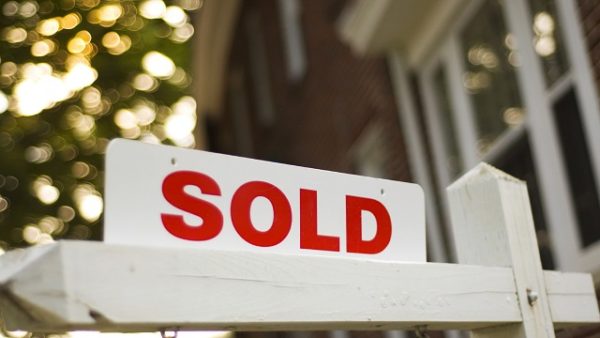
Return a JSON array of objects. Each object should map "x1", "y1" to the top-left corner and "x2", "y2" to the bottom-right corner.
[{"x1": 104, "y1": 139, "x2": 425, "y2": 261}]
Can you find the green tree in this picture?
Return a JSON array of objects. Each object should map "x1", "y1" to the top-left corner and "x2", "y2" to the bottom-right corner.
[{"x1": 0, "y1": 0, "x2": 201, "y2": 249}]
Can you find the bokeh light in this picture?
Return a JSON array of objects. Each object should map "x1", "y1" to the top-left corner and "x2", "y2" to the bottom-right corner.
[
  {"x1": 0, "y1": 0, "x2": 200, "y2": 249},
  {"x1": 142, "y1": 51, "x2": 176, "y2": 78}
]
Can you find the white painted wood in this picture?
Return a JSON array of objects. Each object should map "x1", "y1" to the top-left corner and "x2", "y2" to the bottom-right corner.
[
  {"x1": 445, "y1": 37, "x2": 479, "y2": 170},
  {"x1": 554, "y1": 0, "x2": 600, "y2": 275},
  {"x1": 104, "y1": 139, "x2": 425, "y2": 262},
  {"x1": 502, "y1": 0, "x2": 581, "y2": 271},
  {"x1": 0, "y1": 241, "x2": 597, "y2": 333},
  {"x1": 555, "y1": 0, "x2": 600, "y2": 232},
  {"x1": 387, "y1": 52, "x2": 448, "y2": 263},
  {"x1": 447, "y1": 163, "x2": 557, "y2": 337}
]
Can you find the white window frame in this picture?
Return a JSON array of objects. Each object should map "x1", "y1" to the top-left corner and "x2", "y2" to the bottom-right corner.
[{"x1": 399, "y1": 0, "x2": 600, "y2": 274}]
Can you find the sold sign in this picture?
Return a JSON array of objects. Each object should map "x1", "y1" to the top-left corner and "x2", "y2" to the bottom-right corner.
[{"x1": 104, "y1": 139, "x2": 425, "y2": 262}]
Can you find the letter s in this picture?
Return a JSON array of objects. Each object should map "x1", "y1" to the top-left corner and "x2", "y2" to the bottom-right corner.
[{"x1": 161, "y1": 171, "x2": 223, "y2": 241}]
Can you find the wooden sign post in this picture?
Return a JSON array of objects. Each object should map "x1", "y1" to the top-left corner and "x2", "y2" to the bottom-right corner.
[{"x1": 0, "y1": 163, "x2": 598, "y2": 337}]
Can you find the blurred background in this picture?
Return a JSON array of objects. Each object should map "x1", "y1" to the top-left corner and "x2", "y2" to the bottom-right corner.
[{"x1": 1, "y1": 0, "x2": 600, "y2": 337}]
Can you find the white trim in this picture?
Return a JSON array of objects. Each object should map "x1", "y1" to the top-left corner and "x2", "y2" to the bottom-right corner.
[
  {"x1": 446, "y1": 37, "x2": 479, "y2": 169},
  {"x1": 387, "y1": 52, "x2": 449, "y2": 263},
  {"x1": 554, "y1": 0, "x2": 600, "y2": 273},
  {"x1": 502, "y1": 0, "x2": 580, "y2": 270},
  {"x1": 406, "y1": 0, "x2": 471, "y2": 68},
  {"x1": 555, "y1": 0, "x2": 600, "y2": 210},
  {"x1": 420, "y1": 62, "x2": 454, "y2": 190},
  {"x1": 278, "y1": 0, "x2": 307, "y2": 82}
]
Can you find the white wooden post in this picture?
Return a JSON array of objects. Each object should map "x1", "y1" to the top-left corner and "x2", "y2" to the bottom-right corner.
[{"x1": 448, "y1": 163, "x2": 555, "y2": 337}]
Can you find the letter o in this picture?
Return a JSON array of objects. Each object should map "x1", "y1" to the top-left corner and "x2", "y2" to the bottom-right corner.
[{"x1": 231, "y1": 181, "x2": 292, "y2": 247}]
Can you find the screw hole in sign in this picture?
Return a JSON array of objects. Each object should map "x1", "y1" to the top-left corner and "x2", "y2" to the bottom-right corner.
[
  {"x1": 171, "y1": 158, "x2": 177, "y2": 166},
  {"x1": 380, "y1": 188, "x2": 385, "y2": 195}
]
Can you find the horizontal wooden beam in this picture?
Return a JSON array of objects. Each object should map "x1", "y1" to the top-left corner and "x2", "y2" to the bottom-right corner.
[{"x1": 0, "y1": 241, "x2": 597, "y2": 332}]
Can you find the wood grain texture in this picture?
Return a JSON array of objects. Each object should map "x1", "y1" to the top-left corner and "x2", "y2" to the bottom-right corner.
[
  {"x1": 0, "y1": 241, "x2": 597, "y2": 333},
  {"x1": 447, "y1": 163, "x2": 559, "y2": 337}
]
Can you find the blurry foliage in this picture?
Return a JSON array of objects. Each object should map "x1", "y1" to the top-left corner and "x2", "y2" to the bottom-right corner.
[{"x1": 0, "y1": 0, "x2": 202, "y2": 249}]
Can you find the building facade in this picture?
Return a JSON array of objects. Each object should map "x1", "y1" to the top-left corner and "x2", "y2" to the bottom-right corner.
[{"x1": 192, "y1": 0, "x2": 600, "y2": 337}]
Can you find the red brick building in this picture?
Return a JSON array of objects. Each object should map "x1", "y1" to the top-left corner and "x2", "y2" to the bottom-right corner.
[{"x1": 192, "y1": 0, "x2": 600, "y2": 337}]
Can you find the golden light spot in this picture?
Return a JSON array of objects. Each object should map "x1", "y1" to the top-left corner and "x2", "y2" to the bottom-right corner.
[
  {"x1": 121, "y1": 125, "x2": 141, "y2": 139},
  {"x1": 82, "y1": 43, "x2": 96, "y2": 57},
  {"x1": 25, "y1": 143, "x2": 53, "y2": 163},
  {"x1": 61, "y1": 13, "x2": 82, "y2": 29},
  {"x1": 72, "y1": 161, "x2": 90, "y2": 178},
  {"x1": 19, "y1": 1, "x2": 38, "y2": 18},
  {"x1": 3, "y1": 2, "x2": 19, "y2": 16},
  {"x1": 68, "y1": 37, "x2": 86, "y2": 54},
  {"x1": 1, "y1": 62, "x2": 17, "y2": 76},
  {"x1": 87, "y1": 10, "x2": 100, "y2": 24},
  {"x1": 73, "y1": 184, "x2": 103, "y2": 222},
  {"x1": 140, "y1": 132, "x2": 161, "y2": 144},
  {"x1": 114, "y1": 108, "x2": 137, "y2": 129},
  {"x1": 4, "y1": 27, "x2": 28, "y2": 43},
  {"x1": 142, "y1": 51, "x2": 175, "y2": 78},
  {"x1": 80, "y1": 0, "x2": 100, "y2": 9},
  {"x1": 76, "y1": 30, "x2": 92, "y2": 43},
  {"x1": 140, "y1": 0, "x2": 166, "y2": 19},
  {"x1": 23, "y1": 224, "x2": 41, "y2": 244},
  {"x1": 0, "y1": 196, "x2": 8, "y2": 212},
  {"x1": 63, "y1": 61, "x2": 98, "y2": 91},
  {"x1": 107, "y1": 35, "x2": 131, "y2": 55},
  {"x1": 102, "y1": 31, "x2": 120, "y2": 48},
  {"x1": 13, "y1": 63, "x2": 72, "y2": 116},
  {"x1": 165, "y1": 96, "x2": 197, "y2": 147},
  {"x1": 0, "y1": 91, "x2": 8, "y2": 114},
  {"x1": 58, "y1": 205, "x2": 76, "y2": 222},
  {"x1": 134, "y1": 103, "x2": 156, "y2": 126},
  {"x1": 132, "y1": 73, "x2": 158, "y2": 92},
  {"x1": 81, "y1": 86, "x2": 102, "y2": 109},
  {"x1": 38, "y1": 216, "x2": 63, "y2": 234},
  {"x1": 534, "y1": 12, "x2": 554, "y2": 35},
  {"x1": 37, "y1": 18, "x2": 61, "y2": 36},
  {"x1": 535, "y1": 36, "x2": 556, "y2": 57},
  {"x1": 179, "y1": 0, "x2": 203, "y2": 11},
  {"x1": 32, "y1": 176, "x2": 60, "y2": 205},
  {"x1": 98, "y1": 4, "x2": 123, "y2": 21},
  {"x1": 171, "y1": 23, "x2": 194, "y2": 43},
  {"x1": 31, "y1": 39, "x2": 57, "y2": 57},
  {"x1": 167, "y1": 67, "x2": 189, "y2": 87},
  {"x1": 163, "y1": 6, "x2": 187, "y2": 27},
  {"x1": 503, "y1": 107, "x2": 525, "y2": 126}
]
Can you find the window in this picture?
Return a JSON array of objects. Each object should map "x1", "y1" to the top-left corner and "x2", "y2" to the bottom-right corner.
[
  {"x1": 405, "y1": 0, "x2": 600, "y2": 273},
  {"x1": 460, "y1": 0, "x2": 524, "y2": 156}
]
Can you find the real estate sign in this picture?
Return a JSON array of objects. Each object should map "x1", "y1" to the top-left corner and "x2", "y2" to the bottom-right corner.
[{"x1": 104, "y1": 139, "x2": 425, "y2": 261}]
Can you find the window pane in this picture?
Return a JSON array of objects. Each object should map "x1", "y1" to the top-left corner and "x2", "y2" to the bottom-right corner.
[
  {"x1": 495, "y1": 134, "x2": 554, "y2": 269},
  {"x1": 461, "y1": 0, "x2": 524, "y2": 155},
  {"x1": 433, "y1": 66, "x2": 462, "y2": 178},
  {"x1": 553, "y1": 89, "x2": 600, "y2": 247},
  {"x1": 527, "y1": 0, "x2": 570, "y2": 87}
]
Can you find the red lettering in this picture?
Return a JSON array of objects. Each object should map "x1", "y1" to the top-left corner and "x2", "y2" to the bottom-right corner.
[
  {"x1": 161, "y1": 171, "x2": 223, "y2": 241},
  {"x1": 300, "y1": 189, "x2": 340, "y2": 251},
  {"x1": 231, "y1": 181, "x2": 292, "y2": 247},
  {"x1": 346, "y1": 195, "x2": 392, "y2": 254}
]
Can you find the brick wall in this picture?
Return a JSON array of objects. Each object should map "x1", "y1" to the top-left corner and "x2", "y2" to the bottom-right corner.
[{"x1": 214, "y1": 0, "x2": 411, "y2": 183}]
